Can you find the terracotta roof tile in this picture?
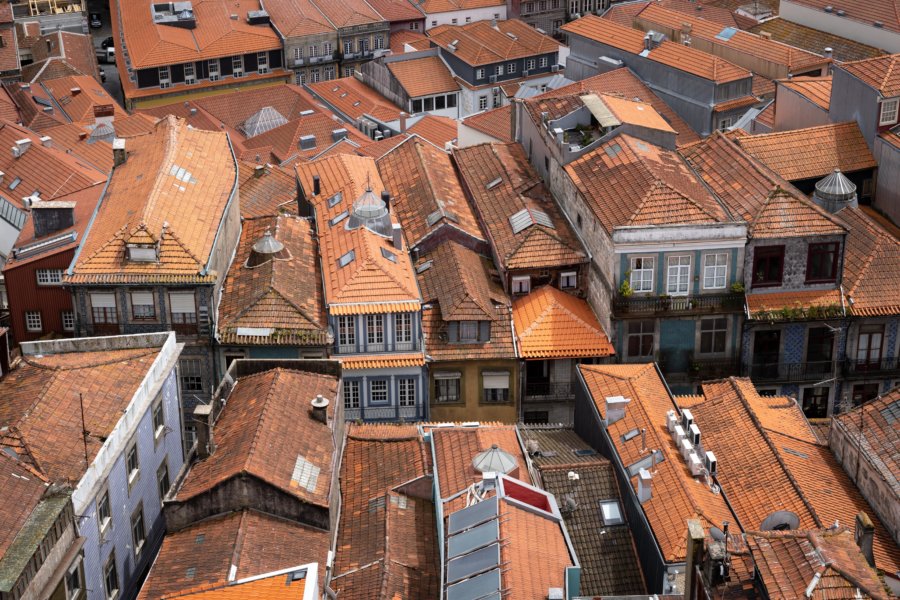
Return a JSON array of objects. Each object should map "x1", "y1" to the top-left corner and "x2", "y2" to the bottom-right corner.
[
  {"x1": 841, "y1": 54, "x2": 900, "y2": 96},
  {"x1": 566, "y1": 134, "x2": 730, "y2": 234},
  {"x1": 262, "y1": 0, "x2": 334, "y2": 37},
  {"x1": 364, "y1": 0, "x2": 424, "y2": 22},
  {"x1": 0, "y1": 453, "x2": 49, "y2": 557},
  {"x1": 237, "y1": 161, "x2": 298, "y2": 218},
  {"x1": 40, "y1": 75, "x2": 128, "y2": 126},
  {"x1": 513, "y1": 286, "x2": 613, "y2": 359},
  {"x1": 70, "y1": 116, "x2": 237, "y2": 284},
  {"x1": 388, "y1": 56, "x2": 458, "y2": 97},
  {"x1": 461, "y1": 105, "x2": 513, "y2": 142},
  {"x1": 405, "y1": 115, "x2": 459, "y2": 148},
  {"x1": 562, "y1": 16, "x2": 752, "y2": 83},
  {"x1": 307, "y1": 77, "x2": 403, "y2": 123},
  {"x1": 23, "y1": 31, "x2": 100, "y2": 83},
  {"x1": 163, "y1": 572, "x2": 307, "y2": 599},
  {"x1": 750, "y1": 187, "x2": 847, "y2": 238},
  {"x1": 353, "y1": 132, "x2": 410, "y2": 159},
  {"x1": 37, "y1": 123, "x2": 114, "y2": 172},
  {"x1": 339, "y1": 353, "x2": 425, "y2": 369},
  {"x1": 377, "y1": 136, "x2": 482, "y2": 248},
  {"x1": 389, "y1": 30, "x2": 430, "y2": 54},
  {"x1": 418, "y1": 0, "x2": 504, "y2": 13},
  {"x1": 778, "y1": 75, "x2": 832, "y2": 110},
  {"x1": 835, "y1": 206, "x2": 900, "y2": 317},
  {"x1": 746, "y1": 288, "x2": 844, "y2": 319},
  {"x1": 500, "y1": 504, "x2": 573, "y2": 599},
  {"x1": 785, "y1": 0, "x2": 900, "y2": 36},
  {"x1": 242, "y1": 112, "x2": 370, "y2": 164},
  {"x1": 218, "y1": 216, "x2": 328, "y2": 346},
  {"x1": 428, "y1": 19, "x2": 560, "y2": 67},
  {"x1": 748, "y1": 18, "x2": 884, "y2": 63},
  {"x1": 432, "y1": 425, "x2": 530, "y2": 500},
  {"x1": 579, "y1": 363, "x2": 741, "y2": 563},
  {"x1": 308, "y1": 0, "x2": 384, "y2": 28},
  {"x1": 603, "y1": 0, "x2": 739, "y2": 28},
  {"x1": 733, "y1": 122, "x2": 877, "y2": 181},
  {"x1": 453, "y1": 142, "x2": 587, "y2": 271}
]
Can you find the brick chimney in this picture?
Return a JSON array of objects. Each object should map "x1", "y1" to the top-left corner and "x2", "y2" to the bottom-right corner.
[
  {"x1": 855, "y1": 512, "x2": 875, "y2": 567},
  {"x1": 193, "y1": 403, "x2": 214, "y2": 458}
]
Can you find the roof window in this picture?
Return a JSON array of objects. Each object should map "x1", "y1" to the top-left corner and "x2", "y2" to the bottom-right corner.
[
  {"x1": 599, "y1": 499, "x2": 624, "y2": 526},
  {"x1": 381, "y1": 247, "x2": 397, "y2": 262},
  {"x1": 508, "y1": 207, "x2": 554, "y2": 233},
  {"x1": 338, "y1": 250, "x2": 355, "y2": 267}
]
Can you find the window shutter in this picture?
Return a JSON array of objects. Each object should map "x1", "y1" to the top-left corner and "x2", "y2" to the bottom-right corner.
[
  {"x1": 169, "y1": 292, "x2": 196, "y2": 313},
  {"x1": 482, "y1": 371, "x2": 509, "y2": 389},
  {"x1": 479, "y1": 321, "x2": 491, "y2": 342},
  {"x1": 90, "y1": 292, "x2": 116, "y2": 308},
  {"x1": 131, "y1": 291, "x2": 154, "y2": 306}
]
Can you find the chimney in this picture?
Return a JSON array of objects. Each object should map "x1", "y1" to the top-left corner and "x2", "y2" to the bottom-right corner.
[
  {"x1": 399, "y1": 111, "x2": 407, "y2": 132},
  {"x1": 759, "y1": 31, "x2": 772, "y2": 39},
  {"x1": 12, "y1": 138, "x2": 31, "y2": 158},
  {"x1": 31, "y1": 200, "x2": 75, "y2": 238},
  {"x1": 644, "y1": 33, "x2": 652, "y2": 51},
  {"x1": 189, "y1": 107, "x2": 198, "y2": 116},
  {"x1": 381, "y1": 189, "x2": 390, "y2": 211},
  {"x1": 823, "y1": 47, "x2": 833, "y2": 59},
  {"x1": 312, "y1": 174, "x2": 321, "y2": 196},
  {"x1": 684, "y1": 519, "x2": 705, "y2": 599},
  {"x1": 392, "y1": 222, "x2": 403, "y2": 250},
  {"x1": 39, "y1": 135, "x2": 51, "y2": 147},
  {"x1": 0, "y1": 328, "x2": 10, "y2": 378},
  {"x1": 70, "y1": 87, "x2": 81, "y2": 96},
  {"x1": 193, "y1": 403, "x2": 214, "y2": 459},
  {"x1": 113, "y1": 138, "x2": 126, "y2": 167},
  {"x1": 855, "y1": 512, "x2": 875, "y2": 567},
  {"x1": 605, "y1": 395, "x2": 631, "y2": 425},
  {"x1": 94, "y1": 104, "x2": 116, "y2": 128},
  {"x1": 254, "y1": 164, "x2": 265, "y2": 178},
  {"x1": 637, "y1": 468, "x2": 653, "y2": 503},
  {"x1": 310, "y1": 394, "x2": 329, "y2": 424},
  {"x1": 332, "y1": 128, "x2": 348, "y2": 142}
]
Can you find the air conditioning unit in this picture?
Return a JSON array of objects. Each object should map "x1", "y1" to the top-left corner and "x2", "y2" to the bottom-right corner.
[
  {"x1": 551, "y1": 64, "x2": 560, "y2": 72},
  {"x1": 704, "y1": 451, "x2": 717, "y2": 476},
  {"x1": 522, "y1": 69, "x2": 530, "y2": 77},
  {"x1": 689, "y1": 452, "x2": 703, "y2": 476},
  {"x1": 681, "y1": 409, "x2": 694, "y2": 431},
  {"x1": 666, "y1": 410, "x2": 677, "y2": 433},
  {"x1": 689, "y1": 423, "x2": 701, "y2": 447},
  {"x1": 673, "y1": 424, "x2": 685, "y2": 446},
  {"x1": 680, "y1": 438, "x2": 693, "y2": 461},
  {"x1": 492, "y1": 87, "x2": 500, "y2": 95}
]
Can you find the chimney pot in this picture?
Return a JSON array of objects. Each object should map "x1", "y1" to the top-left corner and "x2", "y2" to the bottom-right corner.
[
  {"x1": 254, "y1": 164, "x2": 265, "y2": 178},
  {"x1": 39, "y1": 135, "x2": 51, "y2": 147},
  {"x1": 113, "y1": 138, "x2": 126, "y2": 167},
  {"x1": 310, "y1": 394, "x2": 329, "y2": 424},
  {"x1": 637, "y1": 468, "x2": 653, "y2": 503},
  {"x1": 392, "y1": 223, "x2": 403, "y2": 250},
  {"x1": 193, "y1": 403, "x2": 214, "y2": 458},
  {"x1": 312, "y1": 174, "x2": 321, "y2": 196}
]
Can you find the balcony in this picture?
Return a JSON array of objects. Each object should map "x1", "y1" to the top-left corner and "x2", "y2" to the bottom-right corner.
[
  {"x1": 524, "y1": 381, "x2": 573, "y2": 402},
  {"x1": 741, "y1": 360, "x2": 836, "y2": 384},
  {"x1": 659, "y1": 355, "x2": 740, "y2": 380},
  {"x1": 613, "y1": 293, "x2": 744, "y2": 317},
  {"x1": 345, "y1": 405, "x2": 422, "y2": 422},
  {"x1": 343, "y1": 52, "x2": 359, "y2": 60},
  {"x1": 841, "y1": 356, "x2": 900, "y2": 379}
]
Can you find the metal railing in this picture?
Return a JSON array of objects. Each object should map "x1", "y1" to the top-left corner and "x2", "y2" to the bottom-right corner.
[
  {"x1": 613, "y1": 292, "x2": 744, "y2": 316},
  {"x1": 841, "y1": 356, "x2": 900, "y2": 378},
  {"x1": 524, "y1": 381, "x2": 573, "y2": 400},
  {"x1": 344, "y1": 405, "x2": 421, "y2": 422},
  {"x1": 659, "y1": 356, "x2": 740, "y2": 380},
  {"x1": 741, "y1": 360, "x2": 836, "y2": 383}
]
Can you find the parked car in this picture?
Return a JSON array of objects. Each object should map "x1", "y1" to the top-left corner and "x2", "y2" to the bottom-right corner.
[
  {"x1": 89, "y1": 13, "x2": 102, "y2": 28},
  {"x1": 101, "y1": 36, "x2": 114, "y2": 49},
  {"x1": 96, "y1": 47, "x2": 115, "y2": 64}
]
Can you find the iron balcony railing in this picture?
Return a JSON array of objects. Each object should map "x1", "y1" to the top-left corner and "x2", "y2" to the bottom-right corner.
[
  {"x1": 841, "y1": 356, "x2": 900, "y2": 378},
  {"x1": 613, "y1": 292, "x2": 744, "y2": 316},
  {"x1": 344, "y1": 405, "x2": 421, "y2": 422},
  {"x1": 741, "y1": 360, "x2": 836, "y2": 383},
  {"x1": 658, "y1": 356, "x2": 741, "y2": 380},
  {"x1": 524, "y1": 381, "x2": 573, "y2": 401}
]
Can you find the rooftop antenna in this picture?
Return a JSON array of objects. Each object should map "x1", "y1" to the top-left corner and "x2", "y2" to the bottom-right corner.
[{"x1": 78, "y1": 393, "x2": 90, "y2": 467}]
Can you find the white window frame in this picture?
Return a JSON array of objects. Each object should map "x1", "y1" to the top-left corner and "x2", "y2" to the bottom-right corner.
[
  {"x1": 338, "y1": 316, "x2": 355, "y2": 348},
  {"x1": 294, "y1": 46, "x2": 303, "y2": 60},
  {"x1": 478, "y1": 95, "x2": 488, "y2": 110},
  {"x1": 526, "y1": 58, "x2": 536, "y2": 70},
  {"x1": 395, "y1": 313, "x2": 412, "y2": 344},
  {"x1": 560, "y1": 271, "x2": 576, "y2": 289},
  {"x1": 880, "y1": 98, "x2": 899, "y2": 126},
  {"x1": 130, "y1": 504, "x2": 146, "y2": 557},
  {"x1": 62, "y1": 311, "x2": 75, "y2": 331},
  {"x1": 36, "y1": 268, "x2": 63, "y2": 285},
  {"x1": 476, "y1": 68, "x2": 485, "y2": 79},
  {"x1": 25, "y1": 311, "x2": 42, "y2": 332},
  {"x1": 65, "y1": 557, "x2": 83, "y2": 600},
  {"x1": 435, "y1": 372, "x2": 461, "y2": 403},
  {"x1": 103, "y1": 551, "x2": 118, "y2": 600},
  {"x1": 232, "y1": 55, "x2": 243, "y2": 77},
  {"x1": 369, "y1": 379, "x2": 388, "y2": 403},
  {"x1": 630, "y1": 257, "x2": 654, "y2": 293},
  {"x1": 512, "y1": 275, "x2": 531, "y2": 294},
  {"x1": 666, "y1": 255, "x2": 691, "y2": 296},
  {"x1": 703, "y1": 252, "x2": 728, "y2": 290},
  {"x1": 539, "y1": 57, "x2": 548, "y2": 68},
  {"x1": 344, "y1": 380, "x2": 361, "y2": 409},
  {"x1": 508, "y1": 62, "x2": 517, "y2": 74},
  {"x1": 398, "y1": 378, "x2": 416, "y2": 407},
  {"x1": 97, "y1": 490, "x2": 112, "y2": 536},
  {"x1": 158, "y1": 65, "x2": 170, "y2": 88},
  {"x1": 323, "y1": 42, "x2": 333, "y2": 55},
  {"x1": 257, "y1": 52, "x2": 269, "y2": 73},
  {"x1": 152, "y1": 400, "x2": 165, "y2": 440},
  {"x1": 207, "y1": 59, "x2": 219, "y2": 81},
  {"x1": 367, "y1": 314, "x2": 384, "y2": 346},
  {"x1": 126, "y1": 442, "x2": 140, "y2": 485}
]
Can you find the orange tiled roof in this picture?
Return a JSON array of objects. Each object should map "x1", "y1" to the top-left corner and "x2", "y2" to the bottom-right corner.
[
  {"x1": 593, "y1": 92, "x2": 676, "y2": 132},
  {"x1": 24, "y1": 31, "x2": 101, "y2": 82},
  {"x1": 37, "y1": 122, "x2": 114, "y2": 172},
  {"x1": 308, "y1": 0, "x2": 384, "y2": 28},
  {"x1": 364, "y1": 0, "x2": 425, "y2": 22},
  {"x1": 453, "y1": 142, "x2": 587, "y2": 271},
  {"x1": 40, "y1": 75, "x2": 128, "y2": 126},
  {"x1": 237, "y1": 161, "x2": 298, "y2": 218},
  {"x1": 218, "y1": 216, "x2": 328, "y2": 346},
  {"x1": 418, "y1": 0, "x2": 503, "y2": 13},
  {"x1": 778, "y1": 75, "x2": 832, "y2": 111},
  {"x1": 340, "y1": 353, "x2": 426, "y2": 370},
  {"x1": 405, "y1": 115, "x2": 459, "y2": 148},
  {"x1": 138, "y1": 509, "x2": 329, "y2": 600},
  {"x1": 295, "y1": 153, "x2": 422, "y2": 311},
  {"x1": 566, "y1": 134, "x2": 731, "y2": 234},
  {"x1": 578, "y1": 363, "x2": 741, "y2": 563},
  {"x1": 0, "y1": 453, "x2": 50, "y2": 558},
  {"x1": 561, "y1": 16, "x2": 751, "y2": 84},
  {"x1": 377, "y1": 136, "x2": 482, "y2": 248},
  {"x1": 389, "y1": 30, "x2": 430, "y2": 54},
  {"x1": 163, "y1": 572, "x2": 306, "y2": 599},
  {"x1": 114, "y1": 0, "x2": 283, "y2": 70},
  {"x1": 263, "y1": 0, "x2": 334, "y2": 37},
  {"x1": 842, "y1": 54, "x2": 900, "y2": 97},
  {"x1": 353, "y1": 132, "x2": 410, "y2": 159},
  {"x1": 175, "y1": 368, "x2": 338, "y2": 506},
  {"x1": 242, "y1": 111, "x2": 370, "y2": 164},
  {"x1": 750, "y1": 187, "x2": 847, "y2": 239},
  {"x1": 712, "y1": 94, "x2": 760, "y2": 112},
  {"x1": 388, "y1": 55, "x2": 459, "y2": 98},
  {"x1": 70, "y1": 116, "x2": 237, "y2": 284},
  {"x1": 500, "y1": 501, "x2": 573, "y2": 599},
  {"x1": 428, "y1": 19, "x2": 560, "y2": 67},
  {"x1": 603, "y1": 0, "x2": 739, "y2": 29},
  {"x1": 461, "y1": 104, "x2": 513, "y2": 142},
  {"x1": 513, "y1": 285, "x2": 613, "y2": 359},
  {"x1": 307, "y1": 77, "x2": 403, "y2": 123},
  {"x1": 732, "y1": 122, "x2": 877, "y2": 181},
  {"x1": 837, "y1": 206, "x2": 900, "y2": 317},
  {"x1": 747, "y1": 529, "x2": 890, "y2": 600},
  {"x1": 747, "y1": 18, "x2": 884, "y2": 63}
]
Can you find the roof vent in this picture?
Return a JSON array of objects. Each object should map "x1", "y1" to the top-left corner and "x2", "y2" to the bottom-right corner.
[
  {"x1": 246, "y1": 227, "x2": 287, "y2": 267},
  {"x1": 11, "y1": 138, "x2": 31, "y2": 158},
  {"x1": 605, "y1": 395, "x2": 631, "y2": 425},
  {"x1": 836, "y1": 9, "x2": 845, "y2": 16},
  {"x1": 310, "y1": 394, "x2": 329, "y2": 424},
  {"x1": 472, "y1": 444, "x2": 518, "y2": 475},
  {"x1": 813, "y1": 168, "x2": 857, "y2": 213},
  {"x1": 246, "y1": 9, "x2": 270, "y2": 25},
  {"x1": 760, "y1": 510, "x2": 800, "y2": 531},
  {"x1": 874, "y1": 20, "x2": 884, "y2": 28},
  {"x1": 299, "y1": 134, "x2": 317, "y2": 150},
  {"x1": 230, "y1": 13, "x2": 238, "y2": 19},
  {"x1": 332, "y1": 128, "x2": 348, "y2": 142},
  {"x1": 824, "y1": 5, "x2": 833, "y2": 11},
  {"x1": 39, "y1": 135, "x2": 51, "y2": 147},
  {"x1": 347, "y1": 176, "x2": 393, "y2": 237},
  {"x1": 300, "y1": 109, "x2": 315, "y2": 116}
]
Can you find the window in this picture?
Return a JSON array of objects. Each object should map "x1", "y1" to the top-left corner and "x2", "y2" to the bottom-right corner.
[
  {"x1": 451, "y1": 17, "x2": 458, "y2": 23},
  {"x1": 539, "y1": 57, "x2": 548, "y2": 68},
  {"x1": 752, "y1": 245, "x2": 784, "y2": 287},
  {"x1": 699, "y1": 317, "x2": 727, "y2": 354},
  {"x1": 367, "y1": 315, "x2": 384, "y2": 345},
  {"x1": 36, "y1": 268, "x2": 63, "y2": 285},
  {"x1": 375, "y1": 36, "x2": 384, "y2": 50},
  {"x1": 344, "y1": 40, "x2": 353, "y2": 54},
  {"x1": 310, "y1": 68, "x2": 320, "y2": 83},
  {"x1": 97, "y1": 490, "x2": 111, "y2": 535},
  {"x1": 703, "y1": 253, "x2": 728, "y2": 289},
  {"x1": 630, "y1": 257, "x2": 654, "y2": 293},
  {"x1": 526, "y1": 58, "x2": 536, "y2": 70},
  {"x1": 412, "y1": 98, "x2": 422, "y2": 112},
  {"x1": 324, "y1": 65, "x2": 335, "y2": 80},
  {"x1": 855, "y1": 324, "x2": 884, "y2": 368},
  {"x1": 62, "y1": 311, "x2": 75, "y2": 331},
  {"x1": 880, "y1": 98, "x2": 899, "y2": 126},
  {"x1": 338, "y1": 315, "x2": 355, "y2": 348},
  {"x1": 91, "y1": 292, "x2": 117, "y2": 323},
  {"x1": 508, "y1": 62, "x2": 517, "y2": 73},
  {"x1": 65, "y1": 560, "x2": 83, "y2": 600},
  {"x1": 476, "y1": 68, "x2": 485, "y2": 79},
  {"x1": 436, "y1": 95, "x2": 446, "y2": 109},
  {"x1": 157, "y1": 461, "x2": 170, "y2": 505},
  {"x1": 431, "y1": 20, "x2": 437, "y2": 26},
  {"x1": 310, "y1": 44, "x2": 319, "y2": 57},
  {"x1": 424, "y1": 97, "x2": 434, "y2": 111},
  {"x1": 465, "y1": 16, "x2": 471, "y2": 22},
  {"x1": 344, "y1": 67, "x2": 355, "y2": 77},
  {"x1": 25, "y1": 311, "x2": 42, "y2": 332},
  {"x1": 207, "y1": 59, "x2": 219, "y2": 80},
  {"x1": 395, "y1": 313, "x2": 412, "y2": 344},
  {"x1": 179, "y1": 358, "x2": 204, "y2": 393},
  {"x1": 806, "y1": 242, "x2": 839, "y2": 282},
  {"x1": 718, "y1": 117, "x2": 733, "y2": 131},
  {"x1": 667, "y1": 255, "x2": 691, "y2": 296},
  {"x1": 153, "y1": 401, "x2": 165, "y2": 439},
  {"x1": 184, "y1": 61, "x2": 195, "y2": 82},
  {"x1": 169, "y1": 291, "x2": 196, "y2": 323},
  {"x1": 512, "y1": 276, "x2": 531, "y2": 294},
  {"x1": 158, "y1": 65, "x2": 170, "y2": 88},
  {"x1": 399, "y1": 378, "x2": 416, "y2": 406},
  {"x1": 560, "y1": 271, "x2": 577, "y2": 289},
  {"x1": 131, "y1": 291, "x2": 155, "y2": 320},
  {"x1": 482, "y1": 371, "x2": 510, "y2": 403},
  {"x1": 358, "y1": 38, "x2": 369, "y2": 53},
  {"x1": 131, "y1": 505, "x2": 146, "y2": 556},
  {"x1": 184, "y1": 425, "x2": 197, "y2": 451},
  {"x1": 410, "y1": 21, "x2": 419, "y2": 29},
  {"x1": 627, "y1": 320, "x2": 654, "y2": 357},
  {"x1": 460, "y1": 321, "x2": 479, "y2": 342},
  {"x1": 496, "y1": 64, "x2": 504, "y2": 76},
  {"x1": 232, "y1": 55, "x2": 243, "y2": 76},
  {"x1": 126, "y1": 443, "x2": 139, "y2": 484},
  {"x1": 344, "y1": 380, "x2": 360, "y2": 409},
  {"x1": 801, "y1": 386, "x2": 829, "y2": 419},
  {"x1": 478, "y1": 95, "x2": 488, "y2": 110},
  {"x1": 370, "y1": 380, "x2": 388, "y2": 404},
  {"x1": 257, "y1": 52, "x2": 269, "y2": 73},
  {"x1": 324, "y1": 42, "x2": 333, "y2": 55},
  {"x1": 599, "y1": 500, "x2": 624, "y2": 525},
  {"x1": 435, "y1": 373, "x2": 461, "y2": 403},
  {"x1": 294, "y1": 46, "x2": 303, "y2": 60},
  {"x1": 103, "y1": 552, "x2": 118, "y2": 600}
]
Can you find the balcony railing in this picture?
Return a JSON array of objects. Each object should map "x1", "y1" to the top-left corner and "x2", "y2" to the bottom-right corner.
[
  {"x1": 345, "y1": 405, "x2": 422, "y2": 422},
  {"x1": 613, "y1": 292, "x2": 744, "y2": 316},
  {"x1": 524, "y1": 381, "x2": 573, "y2": 401},
  {"x1": 659, "y1": 356, "x2": 740, "y2": 380},
  {"x1": 841, "y1": 356, "x2": 900, "y2": 378},
  {"x1": 741, "y1": 360, "x2": 835, "y2": 383}
]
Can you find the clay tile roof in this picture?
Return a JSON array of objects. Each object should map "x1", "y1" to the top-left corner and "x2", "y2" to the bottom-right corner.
[
  {"x1": 732, "y1": 122, "x2": 877, "y2": 181},
  {"x1": 432, "y1": 425, "x2": 530, "y2": 500},
  {"x1": 242, "y1": 112, "x2": 370, "y2": 164},
  {"x1": 745, "y1": 288, "x2": 844, "y2": 319},
  {"x1": 747, "y1": 18, "x2": 884, "y2": 63},
  {"x1": 339, "y1": 353, "x2": 425, "y2": 369},
  {"x1": 388, "y1": 56, "x2": 458, "y2": 98},
  {"x1": 561, "y1": 15, "x2": 751, "y2": 83},
  {"x1": 453, "y1": 142, "x2": 587, "y2": 271},
  {"x1": 376, "y1": 136, "x2": 482, "y2": 248},
  {"x1": 353, "y1": 132, "x2": 410, "y2": 159},
  {"x1": 750, "y1": 187, "x2": 847, "y2": 238},
  {"x1": 746, "y1": 529, "x2": 891, "y2": 600},
  {"x1": 0, "y1": 343, "x2": 166, "y2": 483},
  {"x1": 783, "y1": 0, "x2": 900, "y2": 36},
  {"x1": 578, "y1": 363, "x2": 741, "y2": 563},
  {"x1": 237, "y1": 161, "x2": 297, "y2": 218},
  {"x1": 594, "y1": 93, "x2": 676, "y2": 132},
  {"x1": 418, "y1": 241, "x2": 504, "y2": 321},
  {"x1": 499, "y1": 501, "x2": 573, "y2": 598},
  {"x1": 295, "y1": 153, "x2": 422, "y2": 311},
  {"x1": 835, "y1": 206, "x2": 900, "y2": 317},
  {"x1": 217, "y1": 216, "x2": 328, "y2": 345},
  {"x1": 417, "y1": 0, "x2": 504, "y2": 13},
  {"x1": 428, "y1": 19, "x2": 560, "y2": 67},
  {"x1": 0, "y1": 453, "x2": 50, "y2": 558},
  {"x1": 841, "y1": 54, "x2": 900, "y2": 96},
  {"x1": 331, "y1": 425, "x2": 437, "y2": 600},
  {"x1": 389, "y1": 30, "x2": 430, "y2": 54},
  {"x1": 137, "y1": 509, "x2": 329, "y2": 600},
  {"x1": 603, "y1": 0, "x2": 739, "y2": 28},
  {"x1": 566, "y1": 134, "x2": 730, "y2": 234},
  {"x1": 307, "y1": 77, "x2": 403, "y2": 123},
  {"x1": 779, "y1": 75, "x2": 832, "y2": 110},
  {"x1": 114, "y1": 0, "x2": 283, "y2": 70},
  {"x1": 307, "y1": 0, "x2": 383, "y2": 28},
  {"x1": 70, "y1": 116, "x2": 237, "y2": 284},
  {"x1": 461, "y1": 104, "x2": 513, "y2": 142},
  {"x1": 404, "y1": 115, "x2": 459, "y2": 148},
  {"x1": 36, "y1": 122, "x2": 114, "y2": 172},
  {"x1": 637, "y1": 5, "x2": 831, "y2": 73},
  {"x1": 163, "y1": 572, "x2": 307, "y2": 599},
  {"x1": 23, "y1": 31, "x2": 101, "y2": 82},
  {"x1": 39, "y1": 75, "x2": 127, "y2": 126},
  {"x1": 262, "y1": 0, "x2": 334, "y2": 37},
  {"x1": 513, "y1": 286, "x2": 613, "y2": 359},
  {"x1": 364, "y1": 0, "x2": 424, "y2": 22}
]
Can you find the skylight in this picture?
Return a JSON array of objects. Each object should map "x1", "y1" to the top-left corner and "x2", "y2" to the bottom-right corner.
[
  {"x1": 508, "y1": 208, "x2": 554, "y2": 234},
  {"x1": 338, "y1": 250, "x2": 355, "y2": 267},
  {"x1": 416, "y1": 260, "x2": 433, "y2": 273},
  {"x1": 290, "y1": 455, "x2": 320, "y2": 493},
  {"x1": 328, "y1": 191, "x2": 343, "y2": 207},
  {"x1": 599, "y1": 500, "x2": 624, "y2": 526},
  {"x1": 8, "y1": 176, "x2": 21, "y2": 190},
  {"x1": 715, "y1": 26, "x2": 738, "y2": 41},
  {"x1": 485, "y1": 177, "x2": 502, "y2": 190},
  {"x1": 381, "y1": 247, "x2": 397, "y2": 262},
  {"x1": 330, "y1": 210, "x2": 349, "y2": 226}
]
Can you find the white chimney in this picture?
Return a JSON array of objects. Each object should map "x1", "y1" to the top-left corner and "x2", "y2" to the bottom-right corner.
[
  {"x1": 113, "y1": 138, "x2": 126, "y2": 167},
  {"x1": 605, "y1": 395, "x2": 631, "y2": 425},
  {"x1": 391, "y1": 222, "x2": 403, "y2": 250},
  {"x1": 12, "y1": 138, "x2": 31, "y2": 158},
  {"x1": 39, "y1": 135, "x2": 51, "y2": 147},
  {"x1": 70, "y1": 87, "x2": 81, "y2": 96},
  {"x1": 638, "y1": 468, "x2": 653, "y2": 503}
]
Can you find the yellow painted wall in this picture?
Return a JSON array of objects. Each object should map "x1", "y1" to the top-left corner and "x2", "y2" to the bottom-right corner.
[{"x1": 429, "y1": 359, "x2": 520, "y2": 423}]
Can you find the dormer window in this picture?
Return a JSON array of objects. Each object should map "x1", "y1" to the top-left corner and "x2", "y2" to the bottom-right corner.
[
  {"x1": 459, "y1": 321, "x2": 478, "y2": 342},
  {"x1": 128, "y1": 244, "x2": 158, "y2": 262},
  {"x1": 880, "y1": 98, "x2": 899, "y2": 126}
]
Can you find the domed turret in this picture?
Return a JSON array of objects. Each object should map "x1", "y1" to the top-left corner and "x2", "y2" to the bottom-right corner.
[
  {"x1": 472, "y1": 444, "x2": 518, "y2": 475},
  {"x1": 246, "y1": 228, "x2": 288, "y2": 267},
  {"x1": 813, "y1": 168, "x2": 857, "y2": 213},
  {"x1": 347, "y1": 177, "x2": 393, "y2": 237}
]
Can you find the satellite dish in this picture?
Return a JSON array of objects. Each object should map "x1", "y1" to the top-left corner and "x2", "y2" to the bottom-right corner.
[
  {"x1": 760, "y1": 510, "x2": 800, "y2": 532},
  {"x1": 709, "y1": 526, "x2": 726, "y2": 542}
]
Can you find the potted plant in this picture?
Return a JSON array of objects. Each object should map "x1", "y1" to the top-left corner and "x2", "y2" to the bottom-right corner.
[
  {"x1": 730, "y1": 282, "x2": 745, "y2": 294},
  {"x1": 659, "y1": 294, "x2": 671, "y2": 310}
]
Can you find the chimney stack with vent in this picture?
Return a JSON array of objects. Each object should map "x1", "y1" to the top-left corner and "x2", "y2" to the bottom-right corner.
[
  {"x1": 12, "y1": 138, "x2": 31, "y2": 158},
  {"x1": 70, "y1": 87, "x2": 81, "y2": 96},
  {"x1": 392, "y1": 222, "x2": 403, "y2": 250},
  {"x1": 254, "y1": 164, "x2": 265, "y2": 178},
  {"x1": 399, "y1": 111, "x2": 407, "y2": 132},
  {"x1": 31, "y1": 200, "x2": 75, "y2": 238},
  {"x1": 193, "y1": 403, "x2": 214, "y2": 459},
  {"x1": 39, "y1": 135, "x2": 51, "y2": 147},
  {"x1": 381, "y1": 190, "x2": 390, "y2": 211},
  {"x1": 855, "y1": 512, "x2": 875, "y2": 567},
  {"x1": 312, "y1": 175, "x2": 321, "y2": 196},
  {"x1": 605, "y1": 395, "x2": 630, "y2": 425},
  {"x1": 310, "y1": 395, "x2": 329, "y2": 424},
  {"x1": 113, "y1": 138, "x2": 126, "y2": 167},
  {"x1": 637, "y1": 468, "x2": 653, "y2": 503}
]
